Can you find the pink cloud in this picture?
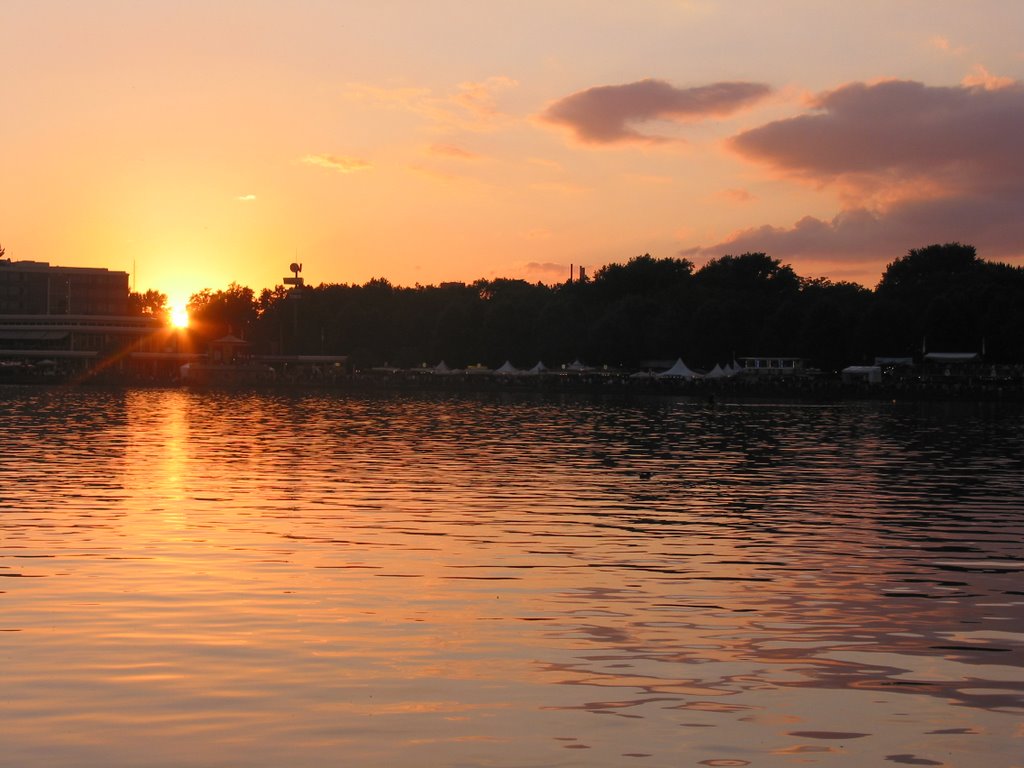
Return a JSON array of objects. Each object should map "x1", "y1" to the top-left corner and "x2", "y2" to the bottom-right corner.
[
  {"x1": 730, "y1": 79, "x2": 1024, "y2": 183},
  {"x1": 542, "y1": 79, "x2": 771, "y2": 144},
  {"x1": 685, "y1": 79, "x2": 1024, "y2": 280},
  {"x1": 690, "y1": 193, "x2": 1024, "y2": 260},
  {"x1": 961, "y1": 64, "x2": 1015, "y2": 91},
  {"x1": 930, "y1": 35, "x2": 967, "y2": 57}
]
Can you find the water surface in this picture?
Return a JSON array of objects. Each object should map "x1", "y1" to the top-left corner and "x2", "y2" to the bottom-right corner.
[{"x1": 1, "y1": 388, "x2": 1022, "y2": 766}]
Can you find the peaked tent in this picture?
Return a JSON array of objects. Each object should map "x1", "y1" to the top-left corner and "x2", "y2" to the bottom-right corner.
[
  {"x1": 495, "y1": 360, "x2": 521, "y2": 375},
  {"x1": 656, "y1": 358, "x2": 702, "y2": 379},
  {"x1": 433, "y1": 360, "x2": 452, "y2": 374},
  {"x1": 705, "y1": 363, "x2": 729, "y2": 379},
  {"x1": 526, "y1": 361, "x2": 548, "y2": 375}
]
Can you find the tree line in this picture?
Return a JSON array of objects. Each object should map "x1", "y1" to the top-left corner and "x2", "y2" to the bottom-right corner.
[{"x1": 131, "y1": 243, "x2": 1024, "y2": 371}]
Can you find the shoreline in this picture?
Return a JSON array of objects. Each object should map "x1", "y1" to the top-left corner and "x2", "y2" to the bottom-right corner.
[{"x1": 4, "y1": 370, "x2": 1024, "y2": 405}]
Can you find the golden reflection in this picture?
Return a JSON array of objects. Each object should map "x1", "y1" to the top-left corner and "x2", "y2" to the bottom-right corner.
[
  {"x1": 123, "y1": 391, "x2": 191, "y2": 526},
  {"x1": 1, "y1": 393, "x2": 1022, "y2": 767}
]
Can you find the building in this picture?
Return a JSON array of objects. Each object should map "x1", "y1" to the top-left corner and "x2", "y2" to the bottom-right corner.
[
  {"x1": 0, "y1": 260, "x2": 130, "y2": 315},
  {"x1": 0, "y1": 259, "x2": 200, "y2": 379},
  {"x1": 737, "y1": 356, "x2": 807, "y2": 375}
]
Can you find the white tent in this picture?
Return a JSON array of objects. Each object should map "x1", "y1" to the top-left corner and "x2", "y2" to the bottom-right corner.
[
  {"x1": 525, "y1": 361, "x2": 548, "y2": 375},
  {"x1": 656, "y1": 358, "x2": 702, "y2": 379},
  {"x1": 433, "y1": 360, "x2": 453, "y2": 374},
  {"x1": 704, "y1": 363, "x2": 729, "y2": 379},
  {"x1": 495, "y1": 360, "x2": 521, "y2": 375},
  {"x1": 565, "y1": 359, "x2": 589, "y2": 372}
]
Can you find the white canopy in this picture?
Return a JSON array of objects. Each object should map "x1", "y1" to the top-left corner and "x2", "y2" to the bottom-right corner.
[
  {"x1": 495, "y1": 360, "x2": 521, "y2": 375},
  {"x1": 704, "y1": 363, "x2": 729, "y2": 379},
  {"x1": 525, "y1": 361, "x2": 548, "y2": 375},
  {"x1": 656, "y1": 358, "x2": 702, "y2": 379},
  {"x1": 433, "y1": 360, "x2": 452, "y2": 374}
]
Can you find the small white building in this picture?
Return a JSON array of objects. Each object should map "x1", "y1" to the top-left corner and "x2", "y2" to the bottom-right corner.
[{"x1": 842, "y1": 365, "x2": 882, "y2": 384}]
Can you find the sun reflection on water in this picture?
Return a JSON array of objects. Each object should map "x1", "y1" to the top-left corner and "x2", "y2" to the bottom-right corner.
[{"x1": 0, "y1": 390, "x2": 1021, "y2": 766}]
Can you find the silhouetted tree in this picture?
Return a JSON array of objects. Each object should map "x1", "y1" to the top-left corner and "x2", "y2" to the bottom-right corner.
[
  {"x1": 188, "y1": 283, "x2": 258, "y2": 342},
  {"x1": 128, "y1": 289, "x2": 169, "y2": 322},
  {"x1": 875, "y1": 243, "x2": 1024, "y2": 356},
  {"x1": 877, "y1": 243, "x2": 979, "y2": 295},
  {"x1": 182, "y1": 243, "x2": 1024, "y2": 371}
]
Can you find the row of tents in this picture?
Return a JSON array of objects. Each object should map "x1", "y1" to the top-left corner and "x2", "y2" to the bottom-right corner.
[
  {"x1": 376, "y1": 358, "x2": 744, "y2": 380},
  {"x1": 632, "y1": 359, "x2": 744, "y2": 380}
]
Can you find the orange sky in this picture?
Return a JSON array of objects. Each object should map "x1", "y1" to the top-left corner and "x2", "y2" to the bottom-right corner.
[{"x1": 2, "y1": 1, "x2": 1023, "y2": 308}]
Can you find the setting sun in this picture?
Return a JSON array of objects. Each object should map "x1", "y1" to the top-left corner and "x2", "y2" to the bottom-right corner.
[{"x1": 170, "y1": 305, "x2": 190, "y2": 329}]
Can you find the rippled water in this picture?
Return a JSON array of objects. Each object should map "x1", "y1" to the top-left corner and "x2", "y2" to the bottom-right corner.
[{"x1": 1, "y1": 387, "x2": 1022, "y2": 767}]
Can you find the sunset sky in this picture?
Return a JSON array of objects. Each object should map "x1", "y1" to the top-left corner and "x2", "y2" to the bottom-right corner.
[{"x1": 3, "y1": 1, "x2": 1023, "y2": 308}]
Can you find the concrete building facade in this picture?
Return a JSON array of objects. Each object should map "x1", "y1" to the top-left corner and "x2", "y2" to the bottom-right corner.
[{"x1": 0, "y1": 260, "x2": 129, "y2": 316}]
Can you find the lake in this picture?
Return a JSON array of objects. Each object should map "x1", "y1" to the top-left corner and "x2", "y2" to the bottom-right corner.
[{"x1": 1, "y1": 387, "x2": 1022, "y2": 767}]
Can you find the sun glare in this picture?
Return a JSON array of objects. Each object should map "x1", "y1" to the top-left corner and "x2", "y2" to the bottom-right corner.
[{"x1": 170, "y1": 305, "x2": 190, "y2": 329}]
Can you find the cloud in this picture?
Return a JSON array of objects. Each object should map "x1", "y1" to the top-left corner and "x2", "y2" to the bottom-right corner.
[
  {"x1": 302, "y1": 154, "x2": 372, "y2": 173},
  {"x1": 344, "y1": 76, "x2": 519, "y2": 132},
  {"x1": 541, "y1": 78, "x2": 772, "y2": 144},
  {"x1": 454, "y1": 76, "x2": 519, "y2": 119},
  {"x1": 684, "y1": 208, "x2": 929, "y2": 263},
  {"x1": 730, "y1": 79, "x2": 1024, "y2": 184},
  {"x1": 930, "y1": 35, "x2": 967, "y2": 56},
  {"x1": 237, "y1": 194, "x2": 256, "y2": 201},
  {"x1": 684, "y1": 191, "x2": 1024, "y2": 279},
  {"x1": 961, "y1": 64, "x2": 1015, "y2": 91},
  {"x1": 686, "y1": 79, "x2": 1024, "y2": 277}
]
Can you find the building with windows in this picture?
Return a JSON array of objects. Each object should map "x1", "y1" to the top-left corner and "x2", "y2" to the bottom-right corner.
[
  {"x1": 0, "y1": 260, "x2": 130, "y2": 315},
  {"x1": 737, "y1": 356, "x2": 808, "y2": 375},
  {"x1": 0, "y1": 259, "x2": 198, "y2": 379}
]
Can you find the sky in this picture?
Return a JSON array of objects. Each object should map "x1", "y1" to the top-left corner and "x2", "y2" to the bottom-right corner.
[{"x1": 2, "y1": 1, "x2": 1023, "y2": 308}]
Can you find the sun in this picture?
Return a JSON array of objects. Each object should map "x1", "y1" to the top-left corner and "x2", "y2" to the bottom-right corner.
[{"x1": 170, "y1": 304, "x2": 190, "y2": 329}]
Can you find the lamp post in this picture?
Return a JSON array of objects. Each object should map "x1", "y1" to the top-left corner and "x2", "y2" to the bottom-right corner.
[{"x1": 283, "y1": 263, "x2": 305, "y2": 352}]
